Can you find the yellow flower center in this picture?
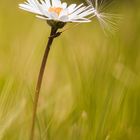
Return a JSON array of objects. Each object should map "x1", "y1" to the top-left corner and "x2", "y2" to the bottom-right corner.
[{"x1": 48, "y1": 7, "x2": 63, "y2": 15}]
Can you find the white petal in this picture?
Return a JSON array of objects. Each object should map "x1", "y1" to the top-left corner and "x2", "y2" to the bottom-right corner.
[
  {"x1": 59, "y1": 9, "x2": 68, "y2": 17},
  {"x1": 19, "y1": 4, "x2": 42, "y2": 15},
  {"x1": 52, "y1": 0, "x2": 61, "y2": 7},
  {"x1": 69, "y1": 6, "x2": 86, "y2": 18},
  {"x1": 69, "y1": 5, "x2": 93, "y2": 19},
  {"x1": 36, "y1": 15, "x2": 50, "y2": 20},
  {"x1": 27, "y1": 0, "x2": 47, "y2": 16},
  {"x1": 59, "y1": 15, "x2": 69, "y2": 22},
  {"x1": 72, "y1": 3, "x2": 84, "y2": 13},
  {"x1": 61, "y1": 2, "x2": 67, "y2": 9},
  {"x1": 70, "y1": 19, "x2": 91, "y2": 23},
  {"x1": 68, "y1": 4, "x2": 77, "y2": 13},
  {"x1": 27, "y1": 0, "x2": 39, "y2": 9},
  {"x1": 49, "y1": 12, "x2": 59, "y2": 19},
  {"x1": 78, "y1": 10, "x2": 94, "y2": 18},
  {"x1": 44, "y1": 0, "x2": 51, "y2": 7},
  {"x1": 40, "y1": 0, "x2": 50, "y2": 9}
]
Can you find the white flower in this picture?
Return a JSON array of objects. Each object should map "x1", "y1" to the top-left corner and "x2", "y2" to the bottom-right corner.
[{"x1": 19, "y1": 0, "x2": 95, "y2": 23}]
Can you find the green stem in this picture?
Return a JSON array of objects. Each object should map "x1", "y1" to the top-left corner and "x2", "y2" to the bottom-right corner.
[{"x1": 30, "y1": 27, "x2": 58, "y2": 140}]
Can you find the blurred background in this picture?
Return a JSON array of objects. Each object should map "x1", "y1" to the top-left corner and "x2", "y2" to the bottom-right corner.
[{"x1": 0, "y1": 0, "x2": 140, "y2": 139}]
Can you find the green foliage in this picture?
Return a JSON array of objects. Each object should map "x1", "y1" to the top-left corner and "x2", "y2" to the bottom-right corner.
[{"x1": 0, "y1": 0, "x2": 140, "y2": 140}]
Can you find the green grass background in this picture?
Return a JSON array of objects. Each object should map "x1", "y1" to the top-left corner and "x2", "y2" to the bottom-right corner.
[{"x1": 0, "y1": 0, "x2": 140, "y2": 139}]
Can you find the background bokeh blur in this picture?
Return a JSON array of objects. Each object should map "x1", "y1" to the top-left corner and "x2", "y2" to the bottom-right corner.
[{"x1": 0, "y1": 0, "x2": 140, "y2": 140}]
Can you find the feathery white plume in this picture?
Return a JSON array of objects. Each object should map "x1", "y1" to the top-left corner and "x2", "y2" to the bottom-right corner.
[{"x1": 86, "y1": 0, "x2": 122, "y2": 34}]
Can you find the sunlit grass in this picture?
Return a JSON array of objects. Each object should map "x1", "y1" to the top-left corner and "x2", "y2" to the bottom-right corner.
[{"x1": 0, "y1": 0, "x2": 140, "y2": 140}]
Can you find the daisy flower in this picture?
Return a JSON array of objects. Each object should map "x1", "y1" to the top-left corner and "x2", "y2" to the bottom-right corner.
[
  {"x1": 19, "y1": 0, "x2": 95, "y2": 25},
  {"x1": 18, "y1": 1, "x2": 121, "y2": 140}
]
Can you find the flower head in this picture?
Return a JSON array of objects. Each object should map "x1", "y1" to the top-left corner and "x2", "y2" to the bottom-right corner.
[{"x1": 19, "y1": 0, "x2": 94, "y2": 24}]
